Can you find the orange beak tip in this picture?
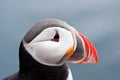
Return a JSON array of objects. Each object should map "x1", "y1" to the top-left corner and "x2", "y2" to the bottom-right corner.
[
  {"x1": 74, "y1": 32, "x2": 99, "y2": 64},
  {"x1": 66, "y1": 29, "x2": 99, "y2": 65}
]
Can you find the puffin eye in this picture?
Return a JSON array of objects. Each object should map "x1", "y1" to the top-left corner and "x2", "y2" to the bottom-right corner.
[{"x1": 51, "y1": 33, "x2": 60, "y2": 42}]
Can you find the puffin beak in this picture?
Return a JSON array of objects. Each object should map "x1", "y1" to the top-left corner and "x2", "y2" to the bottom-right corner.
[{"x1": 66, "y1": 28, "x2": 98, "y2": 64}]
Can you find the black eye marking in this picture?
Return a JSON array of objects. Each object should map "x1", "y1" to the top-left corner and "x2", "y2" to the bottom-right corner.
[{"x1": 51, "y1": 32, "x2": 60, "y2": 42}]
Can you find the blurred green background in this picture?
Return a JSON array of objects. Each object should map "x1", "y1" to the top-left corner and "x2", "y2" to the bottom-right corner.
[{"x1": 0, "y1": 0, "x2": 120, "y2": 80}]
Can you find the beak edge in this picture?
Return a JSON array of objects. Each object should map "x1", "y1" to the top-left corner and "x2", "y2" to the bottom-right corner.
[{"x1": 78, "y1": 33, "x2": 98, "y2": 64}]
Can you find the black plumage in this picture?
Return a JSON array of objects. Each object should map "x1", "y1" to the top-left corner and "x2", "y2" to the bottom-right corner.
[{"x1": 3, "y1": 42, "x2": 68, "y2": 80}]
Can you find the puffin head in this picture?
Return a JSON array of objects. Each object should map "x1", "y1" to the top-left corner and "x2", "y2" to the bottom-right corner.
[{"x1": 22, "y1": 19, "x2": 98, "y2": 66}]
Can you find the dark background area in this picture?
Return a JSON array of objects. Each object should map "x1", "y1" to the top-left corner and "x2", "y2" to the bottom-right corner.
[{"x1": 0, "y1": 0, "x2": 120, "y2": 80}]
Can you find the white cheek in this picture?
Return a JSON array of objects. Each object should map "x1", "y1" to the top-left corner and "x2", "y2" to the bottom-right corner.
[
  {"x1": 25, "y1": 41, "x2": 64, "y2": 65},
  {"x1": 24, "y1": 27, "x2": 74, "y2": 66},
  {"x1": 59, "y1": 29, "x2": 74, "y2": 51},
  {"x1": 31, "y1": 29, "x2": 55, "y2": 42}
]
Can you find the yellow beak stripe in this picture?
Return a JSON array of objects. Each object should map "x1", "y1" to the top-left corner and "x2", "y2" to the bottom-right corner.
[{"x1": 65, "y1": 47, "x2": 74, "y2": 57}]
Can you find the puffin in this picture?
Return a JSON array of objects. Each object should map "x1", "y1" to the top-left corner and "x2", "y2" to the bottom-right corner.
[{"x1": 3, "y1": 19, "x2": 98, "y2": 80}]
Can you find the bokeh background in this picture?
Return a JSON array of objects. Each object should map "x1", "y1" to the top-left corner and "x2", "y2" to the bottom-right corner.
[{"x1": 0, "y1": 0, "x2": 120, "y2": 80}]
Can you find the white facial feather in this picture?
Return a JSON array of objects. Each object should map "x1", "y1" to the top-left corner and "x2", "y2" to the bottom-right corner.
[{"x1": 24, "y1": 27, "x2": 74, "y2": 66}]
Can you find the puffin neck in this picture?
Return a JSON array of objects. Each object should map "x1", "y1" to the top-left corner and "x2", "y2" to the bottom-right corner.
[{"x1": 19, "y1": 42, "x2": 68, "y2": 80}]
